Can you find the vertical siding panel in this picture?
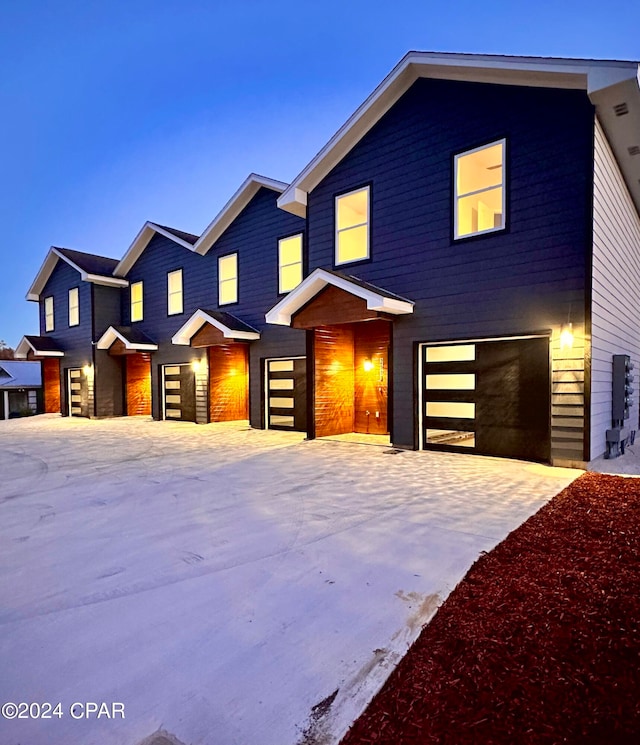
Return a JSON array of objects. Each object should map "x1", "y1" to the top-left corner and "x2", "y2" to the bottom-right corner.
[
  {"x1": 195, "y1": 359, "x2": 209, "y2": 424},
  {"x1": 591, "y1": 119, "x2": 640, "y2": 459},
  {"x1": 550, "y1": 327, "x2": 585, "y2": 464}
]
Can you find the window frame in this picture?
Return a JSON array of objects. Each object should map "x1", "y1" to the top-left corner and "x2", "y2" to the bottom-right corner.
[
  {"x1": 68, "y1": 287, "x2": 79, "y2": 327},
  {"x1": 130, "y1": 280, "x2": 144, "y2": 323},
  {"x1": 44, "y1": 296, "x2": 54, "y2": 332},
  {"x1": 218, "y1": 252, "x2": 238, "y2": 306},
  {"x1": 334, "y1": 184, "x2": 371, "y2": 267},
  {"x1": 167, "y1": 269, "x2": 183, "y2": 316},
  {"x1": 453, "y1": 138, "x2": 507, "y2": 241},
  {"x1": 277, "y1": 232, "x2": 304, "y2": 295}
]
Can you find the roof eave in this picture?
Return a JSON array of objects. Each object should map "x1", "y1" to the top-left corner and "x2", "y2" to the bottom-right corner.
[
  {"x1": 114, "y1": 222, "x2": 196, "y2": 278},
  {"x1": 172, "y1": 309, "x2": 261, "y2": 345},
  {"x1": 195, "y1": 174, "x2": 289, "y2": 256}
]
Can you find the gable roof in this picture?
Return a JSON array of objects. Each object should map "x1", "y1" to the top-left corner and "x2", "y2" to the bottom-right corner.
[
  {"x1": 0, "y1": 361, "x2": 41, "y2": 388},
  {"x1": 15, "y1": 335, "x2": 65, "y2": 359},
  {"x1": 114, "y1": 222, "x2": 200, "y2": 277},
  {"x1": 96, "y1": 326, "x2": 158, "y2": 351},
  {"x1": 265, "y1": 268, "x2": 414, "y2": 326},
  {"x1": 27, "y1": 247, "x2": 128, "y2": 301},
  {"x1": 172, "y1": 309, "x2": 261, "y2": 345},
  {"x1": 194, "y1": 174, "x2": 289, "y2": 255},
  {"x1": 277, "y1": 51, "x2": 640, "y2": 218}
]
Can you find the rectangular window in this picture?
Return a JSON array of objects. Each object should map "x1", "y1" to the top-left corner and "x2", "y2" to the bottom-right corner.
[
  {"x1": 335, "y1": 186, "x2": 369, "y2": 265},
  {"x1": 167, "y1": 270, "x2": 183, "y2": 315},
  {"x1": 44, "y1": 296, "x2": 54, "y2": 332},
  {"x1": 218, "y1": 253, "x2": 238, "y2": 305},
  {"x1": 455, "y1": 140, "x2": 505, "y2": 239},
  {"x1": 131, "y1": 281, "x2": 144, "y2": 322},
  {"x1": 278, "y1": 234, "x2": 303, "y2": 293},
  {"x1": 68, "y1": 287, "x2": 79, "y2": 326}
]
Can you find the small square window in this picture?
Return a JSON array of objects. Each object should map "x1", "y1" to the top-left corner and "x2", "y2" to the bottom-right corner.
[
  {"x1": 68, "y1": 287, "x2": 79, "y2": 326},
  {"x1": 335, "y1": 186, "x2": 369, "y2": 265},
  {"x1": 131, "y1": 281, "x2": 144, "y2": 322},
  {"x1": 218, "y1": 253, "x2": 238, "y2": 305},
  {"x1": 44, "y1": 296, "x2": 54, "y2": 332},
  {"x1": 167, "y1": 270, "x2": 183, "y2": 315},
  {"x1": 278, "y1": 234, "x2": 303, "y2": 293},
  {"x1": 455, "y1": 140, "x2": 505, "y2": 239}
]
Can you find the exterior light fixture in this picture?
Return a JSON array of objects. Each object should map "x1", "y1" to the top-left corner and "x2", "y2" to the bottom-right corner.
[
  {"x1": 560, "y1": 323, "x2": 574, "y2": 349},
  {"x1": 82, "y1": 363, "x2": 93, "y2": 376},
  {"x1": 363, "y1": 358, "x2": 374, "y2": 372},
  {"x1": 191, "y1": 359, "x2": 202, "y2": 372}
]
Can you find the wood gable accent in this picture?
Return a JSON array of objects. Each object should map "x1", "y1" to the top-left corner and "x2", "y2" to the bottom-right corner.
[
  {"x1": 292, "y1": 284, "x2": 389, "y2": 329},
  {"x1": 192, "y1": 322, "x2": 231, "y2": 348},
  {"x1": 108, "y1": 339, "x2": 140, "y2": 356}
]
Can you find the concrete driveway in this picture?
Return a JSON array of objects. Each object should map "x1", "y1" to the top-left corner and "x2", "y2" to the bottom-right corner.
[{"x1": 0, "y1": 415, "x2": 580, "y2": 745}]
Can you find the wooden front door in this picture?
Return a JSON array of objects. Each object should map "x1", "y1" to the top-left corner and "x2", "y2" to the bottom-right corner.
[{"x1": 125, "y1": 354, "x2": 152, "y2": 416}]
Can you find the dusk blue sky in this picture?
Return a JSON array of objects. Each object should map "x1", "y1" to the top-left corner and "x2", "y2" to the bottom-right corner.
[{"x1": 1, "y1": 0, "x2": 638, "y2": 347}]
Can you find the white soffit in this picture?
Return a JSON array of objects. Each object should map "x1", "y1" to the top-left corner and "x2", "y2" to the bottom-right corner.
[
  {"x1": 194, "y1": 174, "x2": 289, "y2": 255},
  {"x1": 265, "y1": 268, "x2": 414, "y2": 326},
  {"x1": 277, "y1": 52, "x2": 640, "y2": 217},
  {"x1": 172, "y1": 310, "x2": 261, "y2": 345}
]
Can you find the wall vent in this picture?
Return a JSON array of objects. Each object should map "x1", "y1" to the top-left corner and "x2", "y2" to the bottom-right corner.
[
  {"x1": 614, "y1": 102, "x2": 629, "y2": 116},
  {"x1": 628, "y1": 146, "x2": 640, "y2": 156}
]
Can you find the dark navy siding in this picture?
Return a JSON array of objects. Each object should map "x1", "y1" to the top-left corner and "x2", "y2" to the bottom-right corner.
[
  {"x1": 40, "y1": 260, "x2": 93, "y2": 351},
  {"x1": 306, "y1": 78, "x2": 594, "y2": 447},
  {"x1": 124, "y1": 234, "x2": 212, "y2": 340},
  {"x1": 93, "y1": 285, "x2": 125, "y2": 417},
  {"x1": 205, "y1": 187, "x2": 306, "y2": 329},
  {"x1": 205, "y1": 187, "x2": 307, "y2": 427}
]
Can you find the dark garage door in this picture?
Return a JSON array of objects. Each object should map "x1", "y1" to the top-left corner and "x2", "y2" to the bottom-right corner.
[{"x1": 422, "y1": 337, "x2": 550, "y2": 462}]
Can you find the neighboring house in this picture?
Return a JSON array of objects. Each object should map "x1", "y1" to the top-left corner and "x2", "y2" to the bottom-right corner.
[
  {"x1": 17, "y1": 52, "x2": 640, "y2": 468},
  {"x1": 0, "y1": 361, "x2": 42, "y2": 419},
  {"x1": 15, "y1": 247, "x2": 126, "y2": 417}
]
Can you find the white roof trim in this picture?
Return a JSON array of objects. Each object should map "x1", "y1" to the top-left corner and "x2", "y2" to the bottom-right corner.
[
  {"x1": 265, "y1": 268, "x2": 414, "y2": 326},
  {"x1": 172, "y1": 310, "x2": 261, "y2": 345},
  {"x1": 194, "y1": 174, "x2": 289, "y2": 255},
  {"x1": 14, "y1": 336, "x2": 65, "y2": 359},
  {"x1": 114, "y1": 222, "x2": 197, "y2": 277},
  {"x1": 277, "y1": 51, "x2": 640, "y2": 218},
  {"x1": 26, "y1": 247, "x2": 126, "y2": 301},
  {"x1": 96, "y1": 327, "x2": 158, "y2": 351}
]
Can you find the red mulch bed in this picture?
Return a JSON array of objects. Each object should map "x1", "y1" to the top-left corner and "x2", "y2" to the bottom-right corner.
[{"x1": 341, "y1": 472, "x2": 640, "y2": 744}]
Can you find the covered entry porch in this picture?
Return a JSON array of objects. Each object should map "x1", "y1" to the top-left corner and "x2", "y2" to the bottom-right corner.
[{"x1": 266, "y1": 268, "x2": 413, "y2": 442}]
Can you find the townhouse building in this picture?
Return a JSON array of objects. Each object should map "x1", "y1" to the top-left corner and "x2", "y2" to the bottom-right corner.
[{"x1": 17, "y1": 52, "x2": 640, "y2": 468}]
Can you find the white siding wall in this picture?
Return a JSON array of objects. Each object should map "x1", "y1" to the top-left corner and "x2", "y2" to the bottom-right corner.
[{"x1": 591, "y1": 118, "x2": 640, "y2": 459}]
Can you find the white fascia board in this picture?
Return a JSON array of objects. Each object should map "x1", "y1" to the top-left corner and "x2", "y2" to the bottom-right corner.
[
  {"x1": 96, "y1": 326, "x2": 158, "y2": 351},
  {"x1": 195, "y1": 174, "x2": 289, "y2": 255},
  {"x1": 172, "y1": 310, "x2": 260, "y2": 345},
  {"x1": 278, "y1": 51, "x2": 639, "y2": 217},
  {"x1": 26, "y1": 250, "x2": 60, "y2": 301},
  {"x1": 114, "y1": 222, "x2": 196, "y2": 278},
  {"x1": 85, "y1": 274, "x2": 129, "y2": 288},
  {"x1": 14, "y1": 337, "x2": 65, "y2": 359},
  {"x1": 265, "y1": 268, "x2": 413, "y2": 326}
]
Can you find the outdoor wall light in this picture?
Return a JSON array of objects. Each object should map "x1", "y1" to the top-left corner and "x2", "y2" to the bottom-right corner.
[
  {"x1": 191, "y1": 359, "x2": 202, "y2": 372},
  {"x1": 82, "y1": 364, "x2": 93, "y2": 376},
  {"x1": 560, "y1": 323, "x2": 574, "y2": 350},
  {"x1": 363, "y1": 358, "x2": 374, "y2": 372}
]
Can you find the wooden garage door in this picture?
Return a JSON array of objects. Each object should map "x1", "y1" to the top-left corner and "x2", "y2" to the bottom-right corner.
[
  {"x1": 422, "y1": 337, "x2": 550, "y2": 462},
  {"x1": 266, "y1": 358, "x2": 307, "y2": 431},
  {"x1": 163, "y1": 364, "x2": 196, "y2": 422}
]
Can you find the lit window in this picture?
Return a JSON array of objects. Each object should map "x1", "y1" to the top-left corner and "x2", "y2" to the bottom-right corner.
[
  {"x1": 167, "y1": 270, "x2": 183, "y2": 315},
  {"x1": 278, "y1": 234, "x2": 303, "y2": 293},
  {"x1": 68, "y1": 287, "x2": 79, "y2": 326},
  {"x1": 218, "y1": 253, "x2": 238, "y2": 305},
  {"x1": 455, "y1": 140, "x2": 505, "y2": 239},
  {"x1": 44, "y1": 296, "x2": 54, "y2": 332},
  {"x1": 131, "y1": 281, "x2": 143, "y2": 322},
  {"x1": 335, "y1": 186, "x2": 369, "y2": 265}
]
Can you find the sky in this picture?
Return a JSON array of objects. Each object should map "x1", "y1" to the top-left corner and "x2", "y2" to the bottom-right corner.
[{"x1": 1, "y1": 0, "x2": 638, "y2": 347}]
